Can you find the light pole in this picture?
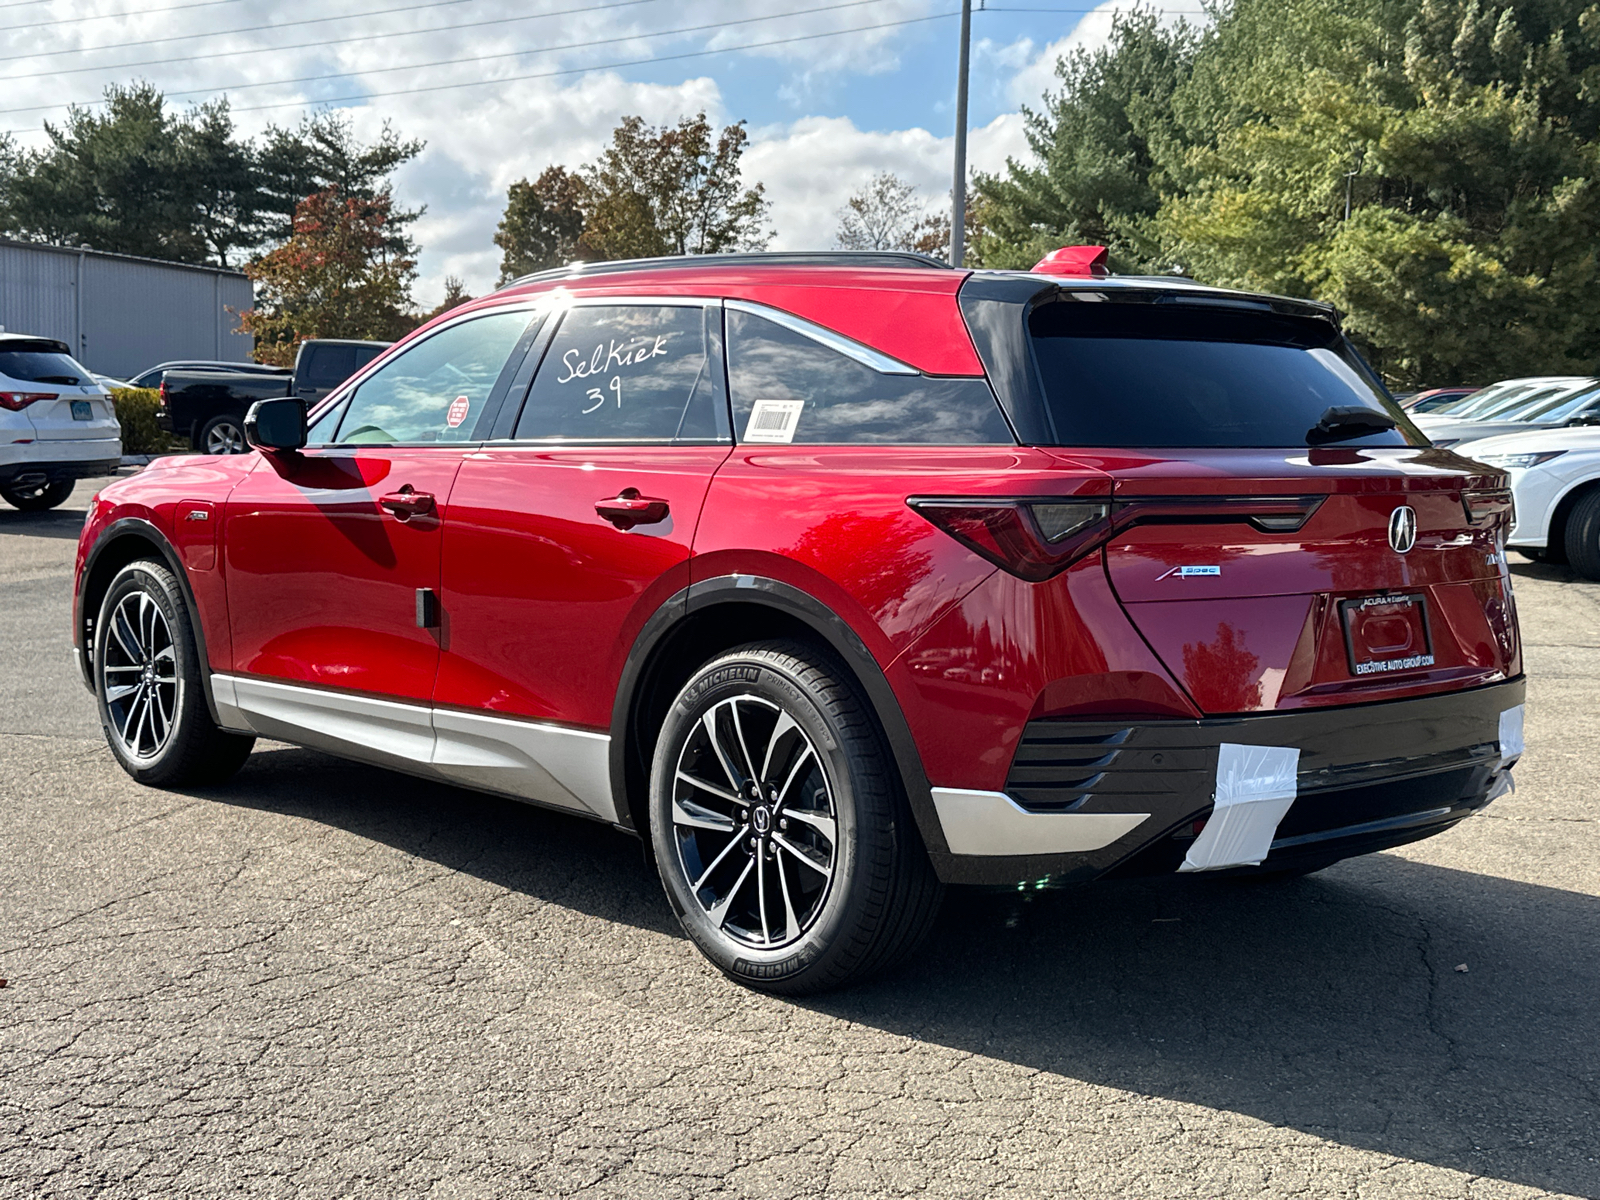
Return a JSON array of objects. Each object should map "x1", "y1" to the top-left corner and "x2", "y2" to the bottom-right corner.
[{"x1": 950, "y1": 0, "x2": 972, "y2": 266}]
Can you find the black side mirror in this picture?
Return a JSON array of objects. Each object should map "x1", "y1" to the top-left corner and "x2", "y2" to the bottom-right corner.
[{"x1": 244, "y1": 397, "x2": 308, "y2": 451}]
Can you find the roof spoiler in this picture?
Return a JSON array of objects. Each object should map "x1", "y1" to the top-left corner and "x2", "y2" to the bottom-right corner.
[{"x1": 1031, "y1": 245, "x2": 1110, "y2": 278}]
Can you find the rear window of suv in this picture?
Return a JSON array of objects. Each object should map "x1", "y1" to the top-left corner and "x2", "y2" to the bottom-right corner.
[
  {"x1": 1029, "y1": 299, "x2": 1422, "y2": 448},
  {"x1": 0, "y1": 347, "x2": 89, "y2": 385}
]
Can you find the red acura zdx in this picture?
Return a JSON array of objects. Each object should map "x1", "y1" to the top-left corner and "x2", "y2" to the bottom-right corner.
[{"x1": 72, "y1": 249, "x2": 1525, "y2": 993}]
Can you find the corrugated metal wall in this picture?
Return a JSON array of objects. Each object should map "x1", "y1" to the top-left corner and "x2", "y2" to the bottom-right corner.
[{"x1": 0, "y1": 239, "x2": 255, "y2": 378}]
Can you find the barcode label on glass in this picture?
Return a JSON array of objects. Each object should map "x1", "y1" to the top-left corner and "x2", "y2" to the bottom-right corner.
[{"x1": 744, "y1": 399, "x2": 804, "y2": 444}]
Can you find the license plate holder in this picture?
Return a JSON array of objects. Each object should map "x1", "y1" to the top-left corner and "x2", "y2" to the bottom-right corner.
[
  {"x1": 70, "y1": 399, "x2": 93, "y2": 421},
  {"x1": 1340, "y1": 593, "x2": 1434, "y2": 676}
]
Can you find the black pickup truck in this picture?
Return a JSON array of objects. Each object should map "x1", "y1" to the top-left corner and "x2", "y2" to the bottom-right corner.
[{"x1": 158, "y1": 339, "x2": 390, "y2": 453}]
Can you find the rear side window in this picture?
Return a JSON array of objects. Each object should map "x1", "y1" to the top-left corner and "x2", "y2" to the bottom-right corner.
[
  {"x1": 0, "y1": 347, "x2": 89, "y2": 385},
  {"x1": 514, "y1": 305, "x2": 721, "y2": 441},
  {"x1": 726, "y1": 310, "x2": 1012, "y2": 445},
  {"x1": 302, "y1": 345, "x2": 358, "y2": 389},
  {"x1": 1030, "y1": 301, "x2": 1422, "y2": 448},
  {"x1": 333, "y1": 311, "x2": 530, "y2": 444}
]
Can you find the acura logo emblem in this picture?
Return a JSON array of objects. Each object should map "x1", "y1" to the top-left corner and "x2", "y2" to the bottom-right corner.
[{"x1": 1388, "y1": 505, "x2": 1418, "y2": 554}]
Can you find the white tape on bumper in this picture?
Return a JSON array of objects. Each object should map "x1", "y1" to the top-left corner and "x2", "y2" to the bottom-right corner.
[
  {"x1": 1179, "y1": 742, "x2": 1301, "y2": 872},
  {"x1": 1499, "y1": 704, "x2": 1525, "y2": 765}
]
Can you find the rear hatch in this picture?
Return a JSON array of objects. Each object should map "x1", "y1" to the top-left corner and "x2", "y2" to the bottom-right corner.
[
  {"x1": 1030, "y1": 294, "x2": 1519, "y2": 715},
  {"x1": 0, "y1": 342, "x2": 119, "y2": 443}
]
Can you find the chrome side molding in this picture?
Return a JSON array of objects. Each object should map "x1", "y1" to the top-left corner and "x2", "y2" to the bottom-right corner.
[{"x1": 930, "y1": 787, "x2": 1149, "y2": 856}]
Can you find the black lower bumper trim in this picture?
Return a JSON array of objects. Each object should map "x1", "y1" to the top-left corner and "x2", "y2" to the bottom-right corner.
[{"x1": 933, "y1": 677, "x2": 1525, "y2": 886}]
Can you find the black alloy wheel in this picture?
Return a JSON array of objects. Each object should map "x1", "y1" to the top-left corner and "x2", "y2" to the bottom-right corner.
[
  {"x1": 650, "y1": 641, "x2": 941, "y2": 994},
  {"x1": 94, "y1": 560, "x2": 255, "y2": 786}
]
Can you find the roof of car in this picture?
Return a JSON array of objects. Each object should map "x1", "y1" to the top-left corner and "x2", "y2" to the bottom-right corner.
[
  {"x1": 0, "y1": 333, "x2": 72, "y2": 353},
  {"x1": 148, "y1": 359, "x2": 289, "y2": 374}
]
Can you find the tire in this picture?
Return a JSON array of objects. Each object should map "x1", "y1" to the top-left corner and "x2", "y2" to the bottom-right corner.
[
  {"x1": 198, "y1": 414, "x2": 248, "y2": 455},
  {"x1": 94, "y1": 560, "x2": 255, "y2": 786},
  {"x1": 650, "y1": 640, "x2": 942, "y2": 994},
  {"x1": 1565, "y1": 489, "x2": 1600, "y2": 581},
  {"x1": 1, "y1": 478, "x2": 74, "y2": 511}
]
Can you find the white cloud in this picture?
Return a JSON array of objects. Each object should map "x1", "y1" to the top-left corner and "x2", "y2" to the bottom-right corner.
[{"x1": 1006, "y1": 0, "x2": 1211, "y2": 111}]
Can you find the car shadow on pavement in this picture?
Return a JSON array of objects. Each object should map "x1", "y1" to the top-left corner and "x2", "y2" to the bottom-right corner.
[
  {"x1": 0, "y1": 505, "x2": 90, "y2": 540},
  {"x1": 214, "y1": 744, "x2": 1599, "y2": 1199}
]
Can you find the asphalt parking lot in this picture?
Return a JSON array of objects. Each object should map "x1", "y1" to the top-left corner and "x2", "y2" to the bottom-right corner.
[{"x1": 1, "y1": 479, "x2": 1597, "y2": 1199}]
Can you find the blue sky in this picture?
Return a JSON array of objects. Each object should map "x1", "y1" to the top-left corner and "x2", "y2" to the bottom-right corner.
[{"x1": 2, "y1": 1, "x2": 1205, "y2": 298}]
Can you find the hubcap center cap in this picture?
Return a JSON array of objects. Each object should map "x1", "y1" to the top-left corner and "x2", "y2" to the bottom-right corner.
[{"x1": 751, "y1": 806, "x2": 772, "y2": 835}]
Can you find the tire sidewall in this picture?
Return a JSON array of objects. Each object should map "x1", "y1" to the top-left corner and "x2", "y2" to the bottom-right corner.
[
  {"x1": 94, "y1": 561, "x2": 202, "y2": 783},
  {"x1": 200, "y1": 416, "x2": 245, "y2": 454},
  {"x1": 650, "y1": 650, "x2": 870, "y2": 986}
]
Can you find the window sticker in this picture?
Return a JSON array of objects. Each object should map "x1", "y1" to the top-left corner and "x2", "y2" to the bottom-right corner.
[
  {"x1": 447, "y1": 395, "x2": 471, "y2": 428},
  {"x1": 744, "y1": 398, "x2": 804, "y2": 444}
]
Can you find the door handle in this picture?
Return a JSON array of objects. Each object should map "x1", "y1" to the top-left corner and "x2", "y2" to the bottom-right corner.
[
  {"x1": 595, "y1": 488, "x2": 669, "y2": 530},
  {"x1": 379, "y1": 486, "x2": 436, "y2": 519}
]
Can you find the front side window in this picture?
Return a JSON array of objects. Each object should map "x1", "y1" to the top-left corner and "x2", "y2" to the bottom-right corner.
[
  {"x1": 725, "y1": 310, "x2": 1012, "y2": 445},
  {"x1": 515, "y1": 305, "x2": 718, "y2": 441},
  {"x1": 303, "y1": 345, "x2": 358, "y2": 389},
  {"x1": 332, "y1": 311, "x2": 531, "y2": 445}
]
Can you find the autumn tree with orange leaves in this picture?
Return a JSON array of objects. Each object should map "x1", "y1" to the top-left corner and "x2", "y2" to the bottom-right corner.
[{"x1": 239, "y1": 186, "x2": 417, "y2": 366}]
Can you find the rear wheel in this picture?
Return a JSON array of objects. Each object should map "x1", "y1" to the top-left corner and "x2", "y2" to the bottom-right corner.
[
  {"x1": 94, "y1": 560, "x2": 255, "y2": 786},
  {"x1": 1, "y1": 479, "x2": 74, "y2": 511},
  {"x1": 650, "y1": 641, "x2": 941, "y2": 994},
  {"x1": 1565, "y1": 490, "x2": 1600, "y2": 581},
  {"x1": 199, "y1": 414, "x2": 248, "y2": 455}
]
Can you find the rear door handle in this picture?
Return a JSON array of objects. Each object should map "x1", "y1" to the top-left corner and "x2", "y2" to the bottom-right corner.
[
  {"x1": 379, "y1": 486, "x2": 436, "y2": 519},
  {"x1": 595, "y1": 488, "x2": 669, "y2": 530}
]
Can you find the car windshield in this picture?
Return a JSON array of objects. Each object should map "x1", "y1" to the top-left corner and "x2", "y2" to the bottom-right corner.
[
  {"x1": 1452, "y1": 380, "x2": 1579, "y2": 418},
  {"x1": 1519, "y1": 383, "x2": 1600, "y2": 423},
  {"x1": 1029, "y1": 300, "x2": 1422, "y2": 448},
  {"x1": 1471, "y1": 382, "x2": 1582, "y2": 419},
  {"x1": 0, "y1": 347, "x2": 90, "y2": 385}
]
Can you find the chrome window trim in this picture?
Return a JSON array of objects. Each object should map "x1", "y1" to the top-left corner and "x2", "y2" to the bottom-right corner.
[{"x1": 724, "y1": 298, "x2": 920, "y2": 376}]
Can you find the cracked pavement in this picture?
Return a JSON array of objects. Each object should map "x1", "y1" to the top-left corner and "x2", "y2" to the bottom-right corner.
[{"x1": 2, "y1": 480, "x2": 1597, "y2": 1199}]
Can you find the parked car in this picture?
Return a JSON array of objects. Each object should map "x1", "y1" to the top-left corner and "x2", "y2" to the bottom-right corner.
[
  {"x1": 92, "y1": 373, "x2": 132, "y2": 391},
  {"x1": 158, "y1": 340, "x2": 390, "y2": 453},
  {"x1": 72, "y1": 250, "x2": 1525, "y2": 993},
  {"x1": 1414, "y1": 377, "x2": 1600, "y2": 447},
  {"x1": 1457, "y1": 425, "x2": 1600, "y2": 577},
  {"x1": 1417, "y1": 376, "x2": 1588, "y2": 423},
  {"x1": 1402, "y1": 386, "x2": 1479, "y2": 413},
  {"x1": 126, "y1": 360, "x2": 290, "y2": 391},
  {"x1": 0, "y1": 334, "x2": 121, "y2": 511}
]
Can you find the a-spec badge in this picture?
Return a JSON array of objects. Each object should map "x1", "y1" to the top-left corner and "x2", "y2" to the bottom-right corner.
[
  {"x1": 1156, "y1": 565, "x2": 1222, "y2": 580},
  {"x1": 1388, "y1": 505, "x2": 1418, "y2": 554}
]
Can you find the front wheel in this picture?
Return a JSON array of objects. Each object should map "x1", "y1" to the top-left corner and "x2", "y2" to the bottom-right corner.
[
  {"x1": 1, "y1": 478, "x2": 74, "y2": 511},
  {"x1": 1565, "y1": 489, "x2": 1600, "y2": 581},
  {"x1": 94, "y1": 560, "x2": 255, "y2": 786},
  {"x1": 650, "y1": 641, "x2": 941, "y2": 994}
]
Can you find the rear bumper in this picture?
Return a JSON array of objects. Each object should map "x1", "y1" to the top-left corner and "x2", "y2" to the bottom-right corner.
[
  {"x1": 0, "y1": 446, "x2": 121, "y2": 488},
  {"x1": 928, "y1": 678, "x2": 1526, "y2": 885}
]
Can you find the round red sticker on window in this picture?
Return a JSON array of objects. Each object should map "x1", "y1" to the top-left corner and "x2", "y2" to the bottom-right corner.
[{"x1": 446, "y1": 395, "x2": 470, "y2": 428}]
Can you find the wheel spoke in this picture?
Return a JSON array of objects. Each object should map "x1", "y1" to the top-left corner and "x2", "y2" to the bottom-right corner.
[
  {"x1": 130, "y1": 691, "x2": 152, "y2": 755},
  {"x1": 730, "y1": 700, "x2": 758, "y2": 782},
  {"x1": 676, "y1": 770, "x2": 742, "y2": 807},
  {"x1": 105, "y1": 682, "x2": 140, "y2": 702},
  {"x1": 776, "y1": 853, "x2": 801, "y2": 943},
  {"x1": 118, "y1": 682, "x2": 145, "y2": 739},
  {"x1": 692, "y1": 823, "x2": 750, "y2": 890},
  {"x1": 152, "y1": 683, "x2": 172, "y2": 741},
  {"x1": 782, "y1": 807, "x2": 836, "y2": 844},
  {"x1": 774, "y1": 832, "x2": 832, "y2": 880},
  {"x1": 759, "y1": 711, "x2": 797, "y2": 784},
  {"x1": 756, "y1": 847, "x2": 771, "y2": 944},
  {"x1": 706, "y1": 857, "x2": 755, "y2": 928},
  {"x1": 673, "y1": 796, "x2": 735, "y2": 833},
  {"x1": 111, "y1": 606, "x2": 143, "y2": 662},
  {"x1": 702, "y1": 709, "x2": 744, "y2": 791},
  {"x1": 773, "y1": 743, "x2": 815, "y2": 808}
]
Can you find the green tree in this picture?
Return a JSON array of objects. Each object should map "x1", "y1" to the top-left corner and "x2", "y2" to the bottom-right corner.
[
  {"x1": 578, "y1": 113, "x2": 770, "y2": 260},
  {"x1": 239, "y1": 187, "x2": 417, "y2": 366},
  {"x1": 494, "y1": 165, "x2": 588, "y2": 282},
  {"x1": 973, "y1": 10, "x2": 1199, "y2": 272}
]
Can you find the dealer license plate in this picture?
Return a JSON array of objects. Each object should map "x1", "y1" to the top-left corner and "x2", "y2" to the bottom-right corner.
[
  {"x1": 1340, "y1": 593, "x2": 1434, "y2": 676},
  {"x1": 70, "y1": 400, "x2": 93, "y2": 421}
]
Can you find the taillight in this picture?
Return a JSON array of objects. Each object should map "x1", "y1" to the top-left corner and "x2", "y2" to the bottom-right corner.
[
  {"x1": 908, "y1": 494, "x2": 1325, "y2": 581},
  {"x1": 1462, "y1": 487, "x2": 1514, "y2": 527},
  {"x1": 158, "y1": 380, "x2": 168, "y2": 403},
  {"x1": 0, "y1": 392, "x2": 57, "y2": 411}
]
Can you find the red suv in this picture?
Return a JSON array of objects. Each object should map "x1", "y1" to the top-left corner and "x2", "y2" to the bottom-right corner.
[{"x1": 73, "y1": 250, "x2": 1525, "y2": 992}]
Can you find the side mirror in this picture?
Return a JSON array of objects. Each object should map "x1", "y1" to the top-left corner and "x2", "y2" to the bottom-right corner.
[{"x1": 243, "y1": 397, "x2": 308, "y2": 451}]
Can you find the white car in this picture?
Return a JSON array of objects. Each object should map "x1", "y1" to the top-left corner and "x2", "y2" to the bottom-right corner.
[
  {"x1": 1415, "y1": 377, "x2": 1600, "y2": 447},
  {"x1": 1456, "y1": 425, "x2": 1600, "y2": 579},
  {"x1": 0, "y1": 334, "x2": 122, "y2": 512}
]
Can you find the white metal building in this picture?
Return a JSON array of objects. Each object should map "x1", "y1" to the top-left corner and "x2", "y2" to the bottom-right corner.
[{"x1": 0, "y1": 238, "x2": 255, "y2": 379}]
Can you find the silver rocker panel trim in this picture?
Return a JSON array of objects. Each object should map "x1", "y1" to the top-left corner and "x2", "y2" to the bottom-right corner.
[
  {"x1": 930, "y1": 787, "x2": 1150, "y2": 856},
  {"x1": 211, "y1": 674, "x2": 616, "y2": 822}
]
